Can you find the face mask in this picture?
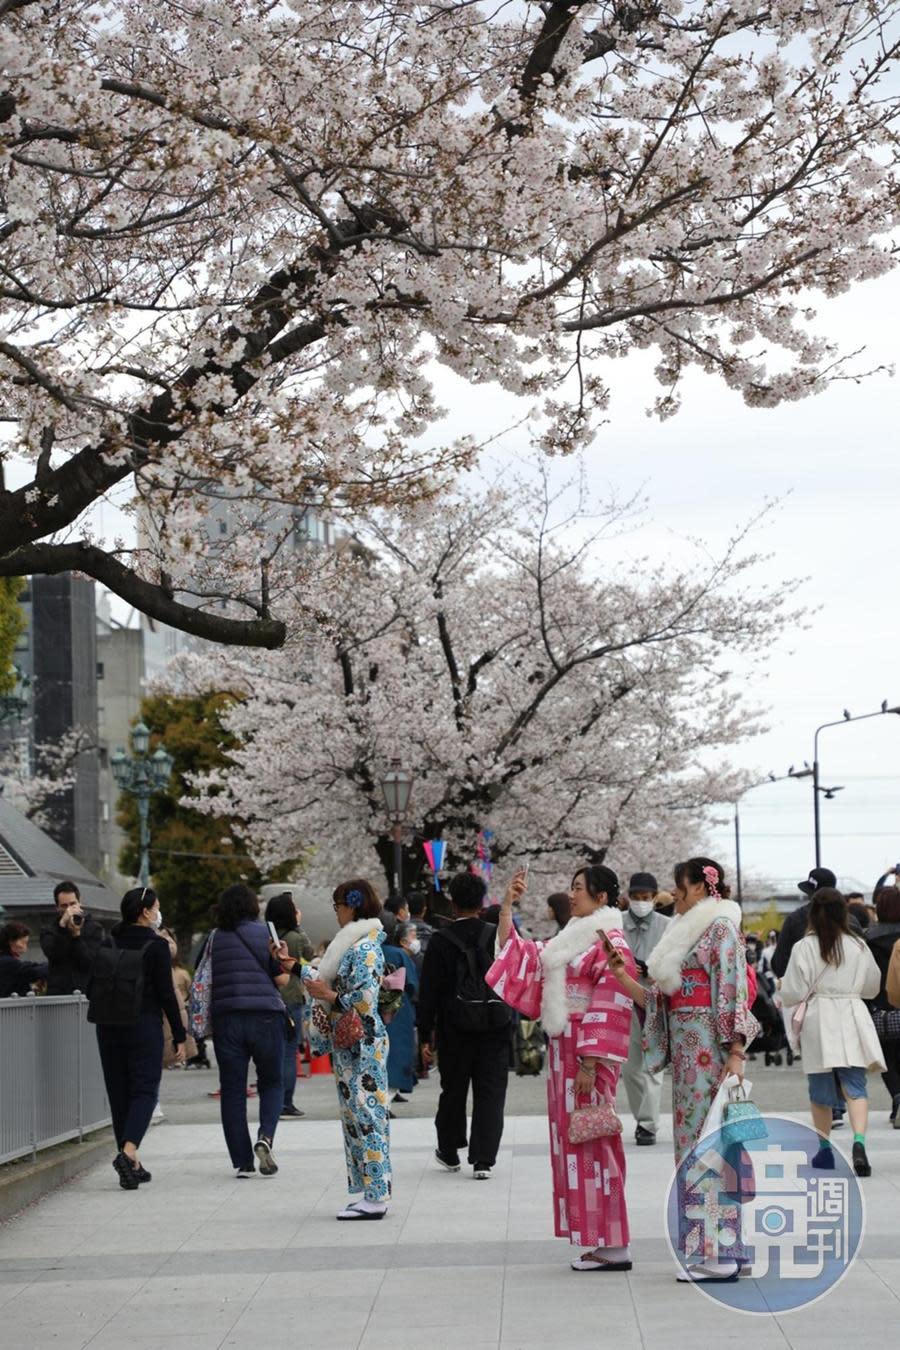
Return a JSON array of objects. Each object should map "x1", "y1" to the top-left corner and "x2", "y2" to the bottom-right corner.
[
  {"x1": 408, "y1": 938, "x2": 421, "y2": 955},
  {"x1": 152, "y1": 910, "x2": 163, "y2": 930},
  {"x1": 629, "y1": 900, "x2": 654, "y2": 919}
]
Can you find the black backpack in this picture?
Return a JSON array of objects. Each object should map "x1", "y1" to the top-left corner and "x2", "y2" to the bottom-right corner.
[
  {"x1": 443, "y1": 924, "x2": 511, "y2": 1033},
  {"x1": 86, "y1": 947, "x2": 145, "y2": 1026}
]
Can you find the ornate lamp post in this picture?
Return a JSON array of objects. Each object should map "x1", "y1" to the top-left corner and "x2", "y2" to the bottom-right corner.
[
  {"x1": 380, "y1": 758, "x2": 415, "y2": 900},
  {"x1": 111, "y1": 721, "x2": 174, "y2": 888}
]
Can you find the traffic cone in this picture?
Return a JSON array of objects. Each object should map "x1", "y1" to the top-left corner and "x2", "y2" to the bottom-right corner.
[{"x1": 309, "y1": 1052, "x2": 332, "y2": 1075}]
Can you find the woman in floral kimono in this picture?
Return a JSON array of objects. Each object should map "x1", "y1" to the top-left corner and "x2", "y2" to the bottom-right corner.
[
  {"x1": 304, "y1": 879, "x2": 392, "y2": 1220},
  {"x1": 605, "y1": 857, "x2": 758, "y2": 1283},
  {"x1": 487, "y1": 865, "x2": 637, "y2": 1271}
]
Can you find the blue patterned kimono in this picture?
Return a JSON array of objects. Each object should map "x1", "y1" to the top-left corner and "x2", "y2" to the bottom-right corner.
[{"x1": 311, "y1": 925, "x2": 392, "y2": 1203}]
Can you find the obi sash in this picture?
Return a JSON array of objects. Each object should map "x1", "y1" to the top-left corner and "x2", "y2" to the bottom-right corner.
[{"x1": 668, "y1": 967, "x2": 712, "y2": 1011}]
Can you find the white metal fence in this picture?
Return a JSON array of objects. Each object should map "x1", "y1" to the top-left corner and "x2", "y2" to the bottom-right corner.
[{"x1": 0, "y1": 996, "x2": 111, "y2": 1164}]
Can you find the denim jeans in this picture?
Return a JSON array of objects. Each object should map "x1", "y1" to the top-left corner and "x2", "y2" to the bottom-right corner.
[
  {"x1": 213, "y1": 1011, "x2": 285, "y2": 1168},
  {"x1": 808, "y1": 1066, "x2": 868, "y2": 1109},
  {"x1": 282, "y1": 1015, "x2": 299, "y2": 1109}
]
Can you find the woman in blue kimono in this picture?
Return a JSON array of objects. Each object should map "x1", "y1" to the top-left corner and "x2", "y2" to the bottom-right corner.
[
  {"x1": 383, "y1": 924, "x2": 420, "y2": 1100},
  {"x1": 305, "y1": 878, "x2": 392, "y2": 1220}
]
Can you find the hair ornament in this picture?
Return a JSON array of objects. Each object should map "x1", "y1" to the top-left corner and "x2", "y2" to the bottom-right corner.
[
  {"x1": 345, "y1": 888, "x2": 364, "y2": 909},
  {"x1": 702, "y1": 865, "x2": 721, "y2": 898}
]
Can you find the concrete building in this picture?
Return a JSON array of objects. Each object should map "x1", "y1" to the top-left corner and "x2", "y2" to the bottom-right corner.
[
  {"x1": 1, "y1": 575, "x2": 101, "y2": 875},
  {"x1": 96, "y1": 600, "x2": 145, "y2": 893}
]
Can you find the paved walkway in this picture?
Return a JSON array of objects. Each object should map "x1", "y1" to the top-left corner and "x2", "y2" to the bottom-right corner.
[{"x1": 0, "y1": 1093, "x2": 897, "y2": 1350}]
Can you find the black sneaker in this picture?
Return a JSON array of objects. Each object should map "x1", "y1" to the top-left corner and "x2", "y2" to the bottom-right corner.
[
  {"x1": 831, "y1": 1111, "x2": 845, "y2": 1128},
  {"x1": 254, "y1": 1136, "x2": 278, "y2": 1176},
  {"x1": 635, "y1": 1126, "x2": 656, "y2": 1146},
  {"x1": 235, "y1": 1166, "x2": 256, "y2": 1178},
  {"x1": 134, "y1": 1163, "x2": 152, "y2": 1184},
  {"x1": 112, "y1": 1152, "x2": 140, "y2": 1190},
  {"x1": 280, "y1": 1105, "x2": 305, "y2": 1118},
  {"x1": 812, "y1": 1146, "x2": 835, "y2": 1170},
  {"x1": 852, "y1": 1141, "x2": 872, "y2": 1177},
  {"x1": 472, "y1": 1162, "x2": 492, "y2": 1180},
  {"x1": 434, "y1": 1149, "x2": 461, "y2": 1172}
]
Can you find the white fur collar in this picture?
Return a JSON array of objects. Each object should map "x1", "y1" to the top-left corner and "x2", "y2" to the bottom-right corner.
[
  {"x1": 317, "y1": 918, "x2": 383, "y2": 987},
  {"x1": 646, "y1": 899, "x2": 743, "y2": 994},
  {"x1": 540, "y1": 909, "x2": 624, "y2": 1037}
]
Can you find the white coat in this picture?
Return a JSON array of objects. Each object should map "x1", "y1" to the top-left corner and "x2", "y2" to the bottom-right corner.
[{"x1": 780, "y1": 933, "x2": 886, "y2": 1075}]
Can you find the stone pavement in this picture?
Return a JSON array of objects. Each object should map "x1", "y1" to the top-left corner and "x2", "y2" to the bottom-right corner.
[{"x1": 0, "y1": 1083, "x2": 897, "y2": 1350}]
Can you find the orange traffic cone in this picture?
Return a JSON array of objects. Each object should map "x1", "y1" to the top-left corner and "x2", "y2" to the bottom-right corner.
[{"x1": 309, "y1": 1052, "x2": 332, "y2": 1075}]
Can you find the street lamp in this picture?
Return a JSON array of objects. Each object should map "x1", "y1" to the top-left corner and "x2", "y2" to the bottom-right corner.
[
  {"x1": 733, "y1": 768, "x2": 811, "y2": 904},
  {"x1": 812, "y1": 703, "x2": 900, "y2": 867},
  {"x1": 380, "y1": 758, "x2": 414, "y2": 900},
  {"x1": 111, "y1": 721, "x2": 174, "y2": 888}
]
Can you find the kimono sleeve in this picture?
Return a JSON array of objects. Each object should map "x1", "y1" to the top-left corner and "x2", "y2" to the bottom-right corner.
[
  {"x1": 485, "y1": 927, "x2": 543, "y2": 1020},
  {"x1": 575, "y1": 933, "x2": 636, "y2": 1062},
  {"x1": 642, "y1": 986, "x2": 670, "y2": 1073},
  {"x1": 337, "y1": 938, "x2": 383, "y2": 1020},
  {"x1": 708, "y1": 918, "x2": 759, "y2": 1048}
]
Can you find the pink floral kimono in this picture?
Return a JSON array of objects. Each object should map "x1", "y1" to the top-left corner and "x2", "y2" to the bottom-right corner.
[{"x1": 487, "y1": 913, "x2": 636, "y2": 1250}]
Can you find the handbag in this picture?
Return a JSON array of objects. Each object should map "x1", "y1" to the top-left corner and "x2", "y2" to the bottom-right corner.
[
  {"x1": 333, "y1": 1007, "x2": 365, "y2": 1051},
  {"x1": 721, "y1": 1082, "x2": 768, "y2": 1148},
  {"x1": 568, "y1": 1093, "x2": 622, "y2": 1145},
  {"x1": 188, "y1": 931, "x2": 215, "y2": 1039},
  {"x1": 789, "y1": 964, "x2": 826, "y2": 1051},
  {"x1": 870, "y1": 1007, "x2": 900, "y2": 1041}
]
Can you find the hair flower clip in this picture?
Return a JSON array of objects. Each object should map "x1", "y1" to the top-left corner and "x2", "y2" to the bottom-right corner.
[
  {"x1": 702, "y1": 865, "x2": 720, "y2": 898},
  {"x1": 345, "y1": 888, "x2": 364, "y2": 909}
]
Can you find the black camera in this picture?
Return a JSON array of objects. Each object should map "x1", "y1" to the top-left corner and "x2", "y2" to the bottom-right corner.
[{"x1": 71, "y1": 912, "x2": 84, "y2": 927}]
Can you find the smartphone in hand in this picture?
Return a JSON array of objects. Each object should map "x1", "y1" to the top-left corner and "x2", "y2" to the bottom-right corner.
[{"x1": 267, "y1": 921, "x2": 281, "y2": 946}]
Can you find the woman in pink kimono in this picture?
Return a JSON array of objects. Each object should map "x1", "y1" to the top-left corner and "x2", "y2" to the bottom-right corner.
[
  {"x1": 605, "y1": 857, "x2": 758, "y2": 1283},
  {"x1": 488, "y1": 865, "x2": 636, "y2": 1272}
]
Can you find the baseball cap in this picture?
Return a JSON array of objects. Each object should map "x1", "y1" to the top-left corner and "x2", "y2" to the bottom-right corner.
[
  {"x1": 629, "y1": 872, "x2": 659, "y2": 894},
  {"x1": 798, "y1": 867, "x2": 837, "y2": 896}
]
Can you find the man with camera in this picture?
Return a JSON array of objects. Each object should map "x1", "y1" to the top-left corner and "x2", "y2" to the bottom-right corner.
[{"x1": 40, "y1": 881, "x2": 107, "y2": 994}]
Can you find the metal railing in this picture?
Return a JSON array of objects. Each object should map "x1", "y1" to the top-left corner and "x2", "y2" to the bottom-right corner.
[{"x1": 0, "y1": 995, "x2": 111, "y2": 1165}]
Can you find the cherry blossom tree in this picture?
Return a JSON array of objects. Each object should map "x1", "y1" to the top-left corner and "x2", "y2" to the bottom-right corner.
[
  {"x1": 0, "y1": 1, "x2": 897, "y2": 646},
  {"x1": 0, "y1": 726, "x2": 95, "y2": 831},
  {"x1": 168, "y1": 475, "x2": 801, "y2": 893}
]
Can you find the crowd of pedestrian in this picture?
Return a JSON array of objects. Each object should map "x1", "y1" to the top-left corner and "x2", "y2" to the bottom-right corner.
[{"x1": 3, "y1": 851, "x2": 899, "y2": 1284}]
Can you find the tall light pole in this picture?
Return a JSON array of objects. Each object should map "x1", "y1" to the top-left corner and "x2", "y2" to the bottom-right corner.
[
  {"x1": 111, "y1": 721, "x2": 174, "y2": 888},
  {"x1": 813, "y1": 703, "x2": 900, "y2": 867},
  {"x1": 380, "y1": 758, "x2": 414, "y2": 900},
  {"x1": 734, "y1": 769, "x2": 812, "y2": 904}
]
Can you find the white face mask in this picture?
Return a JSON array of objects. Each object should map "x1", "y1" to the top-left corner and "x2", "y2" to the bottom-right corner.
[
  {"x1": 408, "y1": 938, "x2": 422, "y2": 955},
  {"x1": 629, "y1": 900, "x2": 655, "y2": 919},
  {"x1": 152, "y1": 909, "x2": 163, "y2": 930}
]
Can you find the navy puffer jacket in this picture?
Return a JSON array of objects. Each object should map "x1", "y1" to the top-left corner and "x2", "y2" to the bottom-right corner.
[{"x1": 210, "y1": 920, "x2": 284, "y2": 1018}]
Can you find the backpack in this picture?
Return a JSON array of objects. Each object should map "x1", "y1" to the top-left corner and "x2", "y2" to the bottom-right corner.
[
  {"x1": 443, "y1": 924, "x2": 511, "y2": 1033},
  {"x1": 87, "y1": 947, "x2": 145, "y2": 1026}
]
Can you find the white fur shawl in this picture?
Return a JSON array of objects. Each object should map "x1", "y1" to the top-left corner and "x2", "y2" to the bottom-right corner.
[
  {"x1": 646, "y1": 899, "x2": 743, "y2": 995},
  {"x1": 540, "y1": 909, "x2": 625, "y2": 1037},
  {"x1": 316, "y1": 918, "x2": 383, "y2": 988}
]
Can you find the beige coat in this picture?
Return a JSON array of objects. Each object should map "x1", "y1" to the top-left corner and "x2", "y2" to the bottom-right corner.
[{"x1": 780, "y1": 933, "x2": 885, "y2": 1074}]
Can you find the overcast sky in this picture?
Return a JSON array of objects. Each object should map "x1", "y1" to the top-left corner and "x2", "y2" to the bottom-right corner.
[{"x1": 441, "y1": 270, "x2": 900, "y2": 897}]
